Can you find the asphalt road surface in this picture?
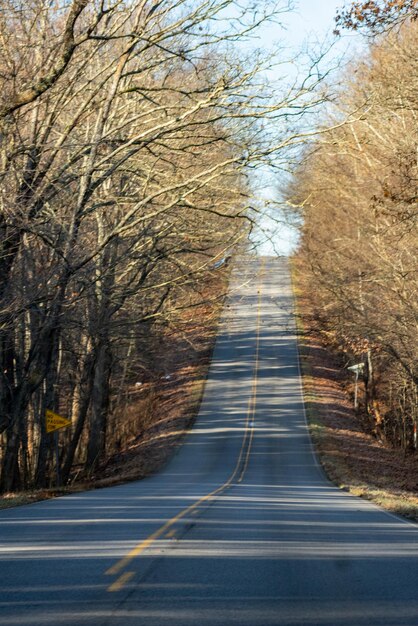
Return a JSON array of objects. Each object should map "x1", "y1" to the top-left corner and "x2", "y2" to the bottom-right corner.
[{"x1": 1, "y1": 256, "x2": 418, "y2": 626}]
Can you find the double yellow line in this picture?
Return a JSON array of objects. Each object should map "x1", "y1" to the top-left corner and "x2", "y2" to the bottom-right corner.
[{"x1": 106, "y1": 259, "x2": 265, "y2": 592}]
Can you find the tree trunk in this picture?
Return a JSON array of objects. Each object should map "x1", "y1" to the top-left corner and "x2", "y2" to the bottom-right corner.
[
  {"x1": 86, "y1": 339, "x2": 112, "y2": 473},
  {"x1": 62, "y1": 351, "x2": 94, "y2": 484},
  {"x1": 34, "y1": 335, "x2": 62, "y2": 488},
  {"x1": 0, "y1": 427, "x2": 21, "y2": 492}
]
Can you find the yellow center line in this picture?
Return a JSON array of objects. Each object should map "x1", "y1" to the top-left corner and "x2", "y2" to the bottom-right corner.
[
  {"x1": 108, "y1": 571, "x2": 135, "y2": 593},
  {"x1": 238, "y1": 261, "x2": 264, "y2": 482},
  {"x1": 106, "y1": 259, "x2": 265, "y2": 589}
]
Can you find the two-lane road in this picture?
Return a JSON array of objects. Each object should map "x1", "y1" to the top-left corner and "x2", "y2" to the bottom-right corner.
[{"x1": 1, "y1": 257, "x2": 418, "y2": 626}]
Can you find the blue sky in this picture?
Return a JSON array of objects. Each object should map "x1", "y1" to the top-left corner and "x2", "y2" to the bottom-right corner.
[
  {"x1": 251, "y1": 0, "x2": 362, "y2": 256},
  {"x1": 284, "y1": 0, "x2": 343, "y2": 41}
]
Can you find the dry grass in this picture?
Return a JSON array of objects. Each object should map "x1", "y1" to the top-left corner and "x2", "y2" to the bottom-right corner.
[{"x1": 0, "y1": 486, "x2": 86, "y2": 510}]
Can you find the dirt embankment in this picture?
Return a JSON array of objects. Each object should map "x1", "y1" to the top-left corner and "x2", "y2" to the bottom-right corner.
[{"x1": 292, "y1": 262, "x2": 418, "y2": 523}]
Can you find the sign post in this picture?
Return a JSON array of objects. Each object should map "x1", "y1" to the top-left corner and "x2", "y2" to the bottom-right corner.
[
  {"x1": 45, "y1": 410, "x2": 71, "y2": 486},
  {"x1": 347, "y1": 363, "x2": 365, "y2": 410}
]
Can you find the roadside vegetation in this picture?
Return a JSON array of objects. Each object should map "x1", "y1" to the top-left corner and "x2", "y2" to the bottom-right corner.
[
  {"x1": 294, "y1": 262, "x2": 418, "y2": 523},
  {"x1": 0, "y1": 270, "x2": 225, "y2": 508},
  {"x1": 291, "y1": 1, "x2": 418, "y2": 519}
]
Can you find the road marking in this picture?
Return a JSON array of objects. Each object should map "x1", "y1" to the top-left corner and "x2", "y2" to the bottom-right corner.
[
  {"x1": 105, "y1": 259, "x2": 265, "y2": 589},
  {"x1": 108, "y1": 571, "x2": 135, "y2": 592},
  {"x1": 238, "y1": 266, "x2": 263, "y2": 483},
  {"x1": 165, "y1": 529, "x2": 177, "y2": 538}
]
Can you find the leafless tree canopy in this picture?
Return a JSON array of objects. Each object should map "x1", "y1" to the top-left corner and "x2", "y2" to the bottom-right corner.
[
  {"x1": 0, "y1": 0, "x2": 325, "y2": 491},
  {"x1": 290, "y1": 20, "x2": 418, "y2": 450}
]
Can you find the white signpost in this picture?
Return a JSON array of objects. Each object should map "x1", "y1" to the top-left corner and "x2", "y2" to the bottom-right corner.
[{"x1": 347, "y1": 363, "x2": 365, "y2": 410}]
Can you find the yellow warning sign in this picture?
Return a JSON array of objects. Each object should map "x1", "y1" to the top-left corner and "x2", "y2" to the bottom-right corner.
[{"x1": 45, "y1": 409, "x2": 71, "y2": 434}]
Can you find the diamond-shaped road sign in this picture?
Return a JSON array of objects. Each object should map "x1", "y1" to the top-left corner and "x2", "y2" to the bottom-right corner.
[{"x1": 45, "y1": 409, "x2": 71, "y2": 434}]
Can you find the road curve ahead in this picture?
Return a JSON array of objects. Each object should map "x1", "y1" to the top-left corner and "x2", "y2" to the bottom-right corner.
[{"x1": 1, "y1": 256, "x2": 418, "y2": 626}]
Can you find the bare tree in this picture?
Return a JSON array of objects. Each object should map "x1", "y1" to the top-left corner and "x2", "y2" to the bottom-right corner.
[
  {"x1": 0, "y1": 0, "x2": 329, "y2": 490},
  {"x1": 290, "y1": 20, "x2": 418, "y2": 449}
]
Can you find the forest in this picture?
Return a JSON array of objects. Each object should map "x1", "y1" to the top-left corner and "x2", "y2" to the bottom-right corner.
[
  {"x1": 0, "y1": 0, "x2": 324, "y2": 492},
  {"x1": 1, "y1": 0, "x2": 417, "y2": 495},
  {"x1": 291, "y1": 1, "x2": 418, "y2": 452}
]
